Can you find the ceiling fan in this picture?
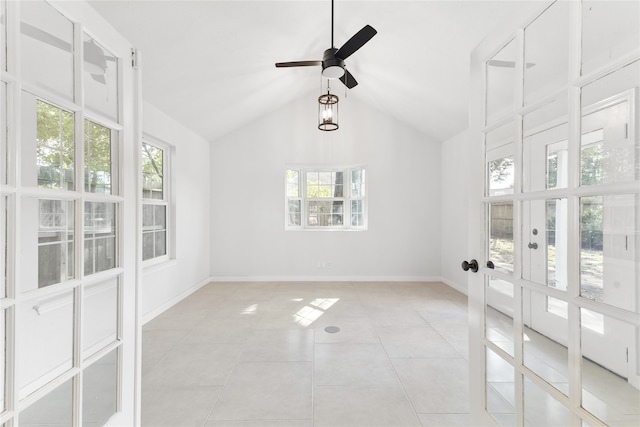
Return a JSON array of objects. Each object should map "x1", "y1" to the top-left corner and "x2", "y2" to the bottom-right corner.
[
  {"x1": 275, "y1": 0, "x2": 377, "y2": 89},
  {"x1": 20, "y1": 21, "x2": 115, "y2": 84}
]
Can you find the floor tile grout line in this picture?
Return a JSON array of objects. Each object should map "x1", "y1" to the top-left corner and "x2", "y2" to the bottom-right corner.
[
  {"x1": 200, "y1": 285, "x2": 257, "y2": 426},
  {"x1": 364, "y1": 286, "x2": 424, "y2": 427}
]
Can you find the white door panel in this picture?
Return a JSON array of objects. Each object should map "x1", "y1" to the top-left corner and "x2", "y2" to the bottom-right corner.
[{"x1": 469, "y1": 1, "x2": 640, "y2": 426}]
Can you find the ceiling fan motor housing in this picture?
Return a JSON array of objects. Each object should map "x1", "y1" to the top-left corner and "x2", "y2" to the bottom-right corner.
[{"x1": 322, "y1": 48, "x2": 345, "y2": 79}]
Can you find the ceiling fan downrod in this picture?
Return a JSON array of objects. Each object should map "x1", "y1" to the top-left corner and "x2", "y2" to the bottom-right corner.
[{"x1": 331, "y1": 0, "x2": 334, "y2": 48}]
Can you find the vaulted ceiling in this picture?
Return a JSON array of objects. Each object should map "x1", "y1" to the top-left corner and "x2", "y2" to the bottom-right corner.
[{"x1": 88, "y1": 0, "x2": 542, "y2": 143}]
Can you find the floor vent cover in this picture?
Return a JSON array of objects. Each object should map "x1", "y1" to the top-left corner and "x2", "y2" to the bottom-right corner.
[{"x1": 324, "y1": 326, "x2": 340, "y2": 333}]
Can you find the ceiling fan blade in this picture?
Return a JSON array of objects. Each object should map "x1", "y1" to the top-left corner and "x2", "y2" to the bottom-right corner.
[
  {"x1": 21, "y1": 22, "x2": 72, "y2": 52},
  {"x1": 275, "y1": 60, "x2": 322, "y2": 68},
  {"x1": 90, "y1": 74, "x2": 106, "y2": 84},
  {"x1": 335, "y1": 25, "x2": 377, "y2": 60},
  {"x1": 84, "y1": 39, "x2": 108, "y2": 74},
  {"x1": 487, "y1": 59, "x2": 535, "y2": 69},
  {"x1": 339, "y1": 69, "x2": 358, "y2": 89}
]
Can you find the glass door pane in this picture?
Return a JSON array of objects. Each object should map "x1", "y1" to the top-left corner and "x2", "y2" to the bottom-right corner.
[
  {"x1": 17, "y1": 290, "x2": 74, "y2": 398},
  {"x1": 83, "y1": 34, "x2": 119, "y2": 122},
  {"x1": 581, "y1": 62, "x2": 639, "y2": 187},
  {"x1": 20, "y1": 0, "x2": 74, "y2": 100},
  {"x1": 523, "y1": 1, "x2": 570, "y2": 106},
  {"x1": 524, "y1": 379, "x2": 571, "y2": 426},
  {"x1": 1, "y1": 82, "x2": 6, "y2": 185},
  {"x1": 489, "y1": 202, "x2": 514, "y2": 274},
  {"x1": 486, "y1": 39, "x2": 517, "y2": 124},
  {"x1": 486, "y1": 348, "x2": 516, "y2": 426},
  {"x1": 83, "y1": 349, "x2": 118, "y2": 426},
  {"x1": 523, "y1": 97, "x2": 568, "y2": 192},
  {"x1": 581, "y1": 1, "x2": 640, "y2": 75},
  {"x1": 524, "y1": 288, "x2": 569, "y2": 396},
  {"x1": 581, "y1": 309, "x2": 640, "y2": 424},
  {"x1": 19, "y1": 378, "x2": 73, "y2": 427},
  {"x1": 1, "y1": 0, "x2": 6, "y2": 72}
]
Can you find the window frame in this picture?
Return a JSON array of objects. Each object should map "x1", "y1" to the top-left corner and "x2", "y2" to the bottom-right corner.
[
  {"x1": 285, "y1": 165, "x2": 367, "y2": 231},
  {"x1": 141, "y1": 136, "x2": 171, "y2": 265}
]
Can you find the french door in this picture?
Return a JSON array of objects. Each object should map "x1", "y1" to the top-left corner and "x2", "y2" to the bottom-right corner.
[
  {"x1": 1, "y1": 1, "x2": 139, "y2": 425},
  {"x1": 469, "y1": 1, "x2": 639, "y2": 426}
]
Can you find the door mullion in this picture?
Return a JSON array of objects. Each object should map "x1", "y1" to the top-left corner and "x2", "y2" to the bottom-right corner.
[{"x1": 567, "y1": 0, "x2": 583, "y2": 422}]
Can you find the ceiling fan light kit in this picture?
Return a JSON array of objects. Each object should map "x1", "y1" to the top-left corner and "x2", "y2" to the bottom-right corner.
[
  {"x1": 321, "y1": 47, "x2": 345, "y2": 79},
  {"x1": 318, "y1": 87, "x2": 339, "y2": 131},
  {"x1": 275, "y1": 0, "x2": 376, "y2": 130}
]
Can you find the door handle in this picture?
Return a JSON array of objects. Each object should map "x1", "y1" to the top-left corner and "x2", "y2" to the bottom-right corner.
[
  {"x1": 528, "y1": 242, "x2": 538, "y2": 249},
  {"x1": 461, "y1": 259, "x2": 479, "y2": 273}
]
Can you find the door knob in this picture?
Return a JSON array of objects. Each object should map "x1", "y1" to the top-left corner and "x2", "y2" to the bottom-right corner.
[
  {"x1": 461, "y1": 259, "x2": 479, "y2": 273},
  {"x1": 528, "y1": 242, "x2": 538, "y2": 249}
]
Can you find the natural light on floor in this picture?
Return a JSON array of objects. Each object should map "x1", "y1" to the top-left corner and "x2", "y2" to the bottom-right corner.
[{"x1": 293, "y1": 298, "x2": 339, "y2": 327}]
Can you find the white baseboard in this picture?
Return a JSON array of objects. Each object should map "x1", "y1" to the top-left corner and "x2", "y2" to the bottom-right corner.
[
  {"x1": 142, "y1": 276, "x2": 212, "y2": 325},
  {"x1": 209, "y1": 275, "x2": 442, "y2": 283}
]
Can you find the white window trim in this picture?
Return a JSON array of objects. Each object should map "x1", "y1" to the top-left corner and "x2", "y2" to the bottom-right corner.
[
  {"x1": 141, "y1": 135, "x2": 173, "y2": 266},
  {"x1": 285, "y1": 165, "x2": 367, "y2": 231}
]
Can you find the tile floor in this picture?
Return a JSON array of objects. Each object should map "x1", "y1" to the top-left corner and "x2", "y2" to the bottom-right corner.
[{"x1": 141, "y1": 281, "x2": 471, "y2": 427}]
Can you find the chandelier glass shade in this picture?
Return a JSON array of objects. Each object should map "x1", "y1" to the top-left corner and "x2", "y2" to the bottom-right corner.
[{"x1": 318, "y1": 89, "x2": 339, "y2": 131}]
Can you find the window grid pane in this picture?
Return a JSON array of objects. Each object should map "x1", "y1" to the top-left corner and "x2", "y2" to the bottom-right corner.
[
  {"x1": 83, "y1": 349, "x2": 118, "y2": 425},
  {"x1": 142, "y1": 203, "x2": 167, "y2": 261},
  {"x1": 286, "y1": 170, "x2": 299, "y2": 198},
  {"x1": 84, "y1": 120, "x2": 112, "y2": 194},
  {"x1": 142, "y1": 142, "x2": 163, "y2": 200},
  {"x1": 1, "y1": 82, "x2": 6, "y2": 185},
  {"x1": 489, "y1": 202, "x2": 514, "y2": 274},
  {"x1": 351, "y1": 200, "x2": 363, "y2": 227},
  {"x1": 351, "y1": 169, "x2": 365, "y2": 198},
  {"x1": 38, "y1": 199, "x2": 74, "y2": 288},
  {"x1": 306, "y1": 171, "x2": 343, "y2": 198},
  {"x1": 37, "y1": 100, "x2": 74, "y2": 190},
  {"x1": 288, "y1": 199, "x2": 301, "y2": 226},
  {"x1": 1, "y1": 196, "x2": 6, "y2": 299},
  {"x1": 84, "y1": 202, "x2": 116, "y2": 276},
  {"x1": 307, "y1": 201, "x2": 343, "y2": 227}
]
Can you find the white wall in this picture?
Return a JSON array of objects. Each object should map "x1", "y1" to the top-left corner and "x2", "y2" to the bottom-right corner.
[
  {"x1": 141, "y1": 102, "x2": 211, "y2": 321},
  {"x1": 210, "y1": 94, "x2": 441, "y2": 281},
  {"x1": 440, "y1": 129, "x2": 471, "y2": 294}
]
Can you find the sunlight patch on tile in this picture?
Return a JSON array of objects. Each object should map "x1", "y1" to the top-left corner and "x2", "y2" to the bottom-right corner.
[
  {"x1": 241, "y1": 304, "x2": 259, "y2": 315},
  {"x1": 293, "y1": 298, "x2": 339, "y2": 326}
]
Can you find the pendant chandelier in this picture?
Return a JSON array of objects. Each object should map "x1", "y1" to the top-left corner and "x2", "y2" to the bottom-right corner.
[{"x1": 318, "y1": 81, "x2": 339, "y2": 131}]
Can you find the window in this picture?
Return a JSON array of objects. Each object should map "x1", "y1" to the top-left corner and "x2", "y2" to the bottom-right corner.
[
  {"x1": 286, "y1": 166, "x2": 367, "y2": 230},
  {"x1": 142, "y1": 140, "x2": 169, "y2": 261}
]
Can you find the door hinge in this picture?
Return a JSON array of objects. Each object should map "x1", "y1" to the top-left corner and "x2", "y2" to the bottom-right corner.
[{"x1": 131, "y1": 48, "x2": 139, "y2": 69}]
